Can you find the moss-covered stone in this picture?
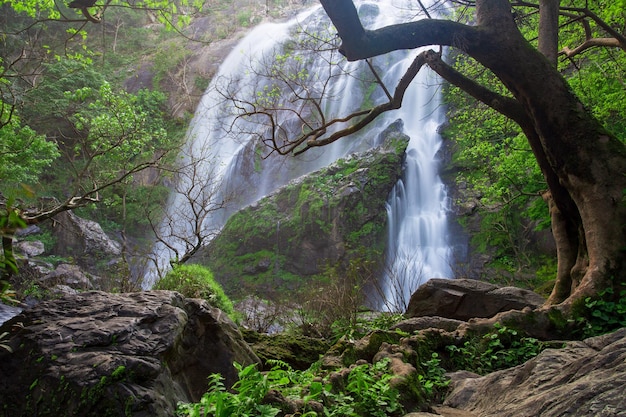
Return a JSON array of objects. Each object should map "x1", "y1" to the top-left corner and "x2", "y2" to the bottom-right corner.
[
  {"x1": 242, "y1": 330, "x2": 332, "y2": 371},
  {"x1": 192, "y1": 124, "x2": 410, "y2": 298}
]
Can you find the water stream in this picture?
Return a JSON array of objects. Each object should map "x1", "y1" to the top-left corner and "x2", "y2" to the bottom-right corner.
[{"x1": 145, "y1": 0, "x2": 454, "y2": 310}]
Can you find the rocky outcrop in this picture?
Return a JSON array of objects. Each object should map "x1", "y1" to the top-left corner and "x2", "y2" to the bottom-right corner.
[
  {"x1": 39, "y1": 263, "x2": 94, "y2": 290},
  {"x1": 242, "y1": 330, "x2": 332, "y2": 371},
  {"x1": 405, "y1": 278, "x2": 545, "y2": 320},
  {"x1": 49, "y1": 211, "x2": 122, "y2": 272},
  {"x1": 194, "y1": 123, "x2": 409, "y2": 297},
  {"x1": 0, "y1": 291, "x2": 260, "y2": 417},
  {"x1": 318, "y1": 279, "x2": 626, "y2": 416},
  {"x1": 445, "y1": 328, "x2": 626, "y2": 416}
]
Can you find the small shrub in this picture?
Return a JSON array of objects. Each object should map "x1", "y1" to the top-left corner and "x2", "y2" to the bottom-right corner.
[
  {"x1": 177, "y1": 359, "x2": 405, "y2": 417},
  {"x1": 446, "y1": 323, "x2": 546, "y2": 374},
  {"x1": 155, "y1": 264, "x2": 233, "y2": 316},
  {"x1": 572, "y1": 284, "x2": 626, "y2": 338}
]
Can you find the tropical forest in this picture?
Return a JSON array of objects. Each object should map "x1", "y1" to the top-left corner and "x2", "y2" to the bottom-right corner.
[{"x1": 0, "y1": 0, "x2": 625, "y2": 416}]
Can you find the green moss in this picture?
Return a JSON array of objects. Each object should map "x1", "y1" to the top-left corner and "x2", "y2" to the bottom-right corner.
[
  {"x1": 202, "y1": 139, "x2": 407, "y2": 301},
  {"x1": 243, "y1": 331, "x2": 331, "y2": 371},
  {"x1": 155, "y1": 264, "x2": 234, "y2": 316},
  {"x1": 546, "y1": 307, "x2": 569, "y2": 334}
]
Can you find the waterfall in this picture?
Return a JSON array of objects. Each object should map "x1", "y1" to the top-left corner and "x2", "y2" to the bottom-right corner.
[
  {"x1": 144, "y1": 0, "x2": 454, "y2": 301},
  {"x1": 380, "y1": 65, "x2": 453, "y2": 312}
]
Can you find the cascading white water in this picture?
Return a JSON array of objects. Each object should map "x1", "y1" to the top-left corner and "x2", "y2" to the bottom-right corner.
[
  {"x1": 381, "y1": 62, "x2": 453, "y2": 312},
  {"x1": 145, "y1": 0, "x2": 454, "y2": 300}
]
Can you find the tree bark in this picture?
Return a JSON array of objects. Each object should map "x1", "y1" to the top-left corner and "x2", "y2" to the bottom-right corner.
[
  {"x1": 538, "y1": 0, "x2": 560, "y2": 67},
  {"x1": 320, "y1": 0, "x2": 626, "y2": 306}
]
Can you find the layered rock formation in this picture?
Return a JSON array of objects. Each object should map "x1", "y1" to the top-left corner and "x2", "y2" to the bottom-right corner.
[
  {"x1": 445, "y1": 328, "x2": 626, "y2": 416},
  {"x1": 0, "y1": 291, "x2": 259, "y2": 417}
]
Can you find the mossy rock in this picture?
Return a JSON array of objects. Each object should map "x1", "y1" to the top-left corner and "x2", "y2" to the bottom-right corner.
[
  {"x1": 192, "y1": 123, "x2": 410, "y2": 300},
  {"x1": 242, "y1": 330, "x2": 332, "y2": 371}
]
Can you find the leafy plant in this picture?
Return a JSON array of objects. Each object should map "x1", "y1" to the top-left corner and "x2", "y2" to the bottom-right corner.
[
  {"x1": 176, "y1": 363, "x2": 280, "y2": 417},
  {"x1": 326, "y1": 359, "x2": 402, "y2": 417},
  {"x1": 572, "y1": 284, "x2": 626, "y2": 338},
  {"x1": 154, "y1": 264, "x2": 234, "y2": 316},
  {"x1": 446, "y1": 324, "x2": 546, "y2": 375},
  {"x1": 178, "y1": 358, "x2": 406, "y2": 417},
  {"x1": 419, "y1": 353, "x2": 450, "y2": 402}
]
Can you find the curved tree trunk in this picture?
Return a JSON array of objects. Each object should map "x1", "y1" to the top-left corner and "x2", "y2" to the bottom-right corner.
[{"x1": 320, "y1": 0, "x2": 626, "y2": 306}]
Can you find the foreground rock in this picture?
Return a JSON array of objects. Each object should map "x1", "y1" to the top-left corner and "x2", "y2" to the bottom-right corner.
[
  {"x1": 445, "y1": 328, "x2": 626, "y2": 416},
  {"x1": 0, "y1": 291, "x2": 259, "y2": 417},
  {"x1": 406, "y1": 278, "x2": 545, "y2": 320}
]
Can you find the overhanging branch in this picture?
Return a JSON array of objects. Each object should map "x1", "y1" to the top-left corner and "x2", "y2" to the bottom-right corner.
[
  {"x1": 422, "y1": 50, "x2": 528, "y2": 125},
  {"x1": 320, "y1": 0, "x2": 474, "y2": 60},
  {"x1": 294, "y1": 52, "x2": 429, "y2": 155}
]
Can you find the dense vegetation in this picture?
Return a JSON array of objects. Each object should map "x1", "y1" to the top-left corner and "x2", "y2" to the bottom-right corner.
[
  {"x1": 1, "y1": 1, "x2": 626, "y2": 416},
  {"x1": 439, "y1": 1, "x2": 626, "y2": 290},
  {"x1": 0, "y1": 0, "x2": 306, "y2": 286}
]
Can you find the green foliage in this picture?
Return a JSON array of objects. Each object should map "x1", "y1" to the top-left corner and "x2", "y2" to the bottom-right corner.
[
  {"x1": 68, "y1": 82, "x2": 167, "y2": 170},
  {"x1": 417, "y1": 353, "x2": 450, "y2": 403},
  {"x1": 443, "y1": 51, "x2": 548, "y2": 277},
  {"x1": 446, "y1": 324, "x2": 546, "y2": 375},
  {"x1": 0, "y1": 110, "x2": 60, "y2": 191},
  {"x1": 0, "y1": 197, "x2": 27, "y2": 278},
  {"x1": 21, "y1": 230, "x2": 55, "y2": 251},
  {"x1": 340, "y1": 359, "x2": 403, "y2": 417},
  {"x1": 572, "y1": 285, "x2": 626, "y2": 338},
  {"x1": 155, "y1": 264, "x2": 234, "y2": 316},
  {"x1": 177, "y1": 359, "x2": 405, "y2": 417},
  {"x1": 236, "y1": 10, "x2": 254, "y2": 27},
  {"x1": 176, "y1": 363, "x2": 280, "y2": 417},
  {"x1": 0, "y1": 279, "x2": 17, "y2": 305},
  {"x1": 1, "y1": 0, "x2": 205, "y2": 30},
  {"x1": 22, "y1": 58, "x2": 104, "y2": 127},
  {"x1": 555, "y1": 1, "x2": 626, "y2": 143}
]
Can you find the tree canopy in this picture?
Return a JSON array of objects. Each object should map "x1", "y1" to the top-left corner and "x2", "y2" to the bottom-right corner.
[{"x1": 0, "y1": 0, "x2": 200, "y2": 279}]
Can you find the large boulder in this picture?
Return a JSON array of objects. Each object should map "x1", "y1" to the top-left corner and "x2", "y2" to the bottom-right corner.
[
  {"x1": 49, "y1": 210, "x2": 122, "y2": 272},
  {"x1": 0, "y1": 291, "x2": 260, "y2": 417},
  {"x1": 445, "y1": 328, "x2": 626, "y2": 416},
  {"x1": 193, "y1": 122, "x2": 410, "y2": 297},
  {"x1": 39, "y1": 263, "x2": 94, "y2": 290},
  {"x1": 405, "y1": 278, "x2": 545, "y2": 321}
]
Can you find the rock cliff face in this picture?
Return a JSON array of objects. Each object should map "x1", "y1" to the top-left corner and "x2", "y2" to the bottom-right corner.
[
  {"x1": 445, "y1": 328, "x2": 626, "y2": 416},
  {"x1": 193, "y1": 123, "x2": 409, "y2": 297},
  {"x1": 0, "y1": 291, "x2": 259, "y2": 417}
]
